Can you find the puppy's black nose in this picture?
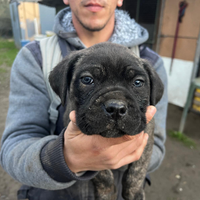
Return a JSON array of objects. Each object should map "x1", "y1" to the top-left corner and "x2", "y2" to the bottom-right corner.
[{"x1": 104, "y1": 100, "x2": 127, "y2": 119}]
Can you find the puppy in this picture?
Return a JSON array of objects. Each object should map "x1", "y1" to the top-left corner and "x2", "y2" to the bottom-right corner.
[{"x1": 49, "y1": 42, "x2": 164, "y2": 200}]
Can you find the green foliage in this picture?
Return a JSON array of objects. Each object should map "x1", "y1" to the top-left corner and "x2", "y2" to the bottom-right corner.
[
  {"x1": 0, "y1": 38, "x2": 19, "y2": 67},
  {"x1": 168, "y1": 130, "x2": 196, "y2": 149},
  {"x1": 0, "y1": 0, "x2": 12, "y2": 37}
]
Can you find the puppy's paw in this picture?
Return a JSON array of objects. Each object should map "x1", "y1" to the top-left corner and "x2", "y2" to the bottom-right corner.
[
  {"x1": 133, "y1": 190, "x2": 145, "y2": 200},
  {"x1": 92, "y1": 170, "x2": 117, "y2": 200},
  {"x1": 123, "y1": 188, "x2": 145, "y2": 200}
]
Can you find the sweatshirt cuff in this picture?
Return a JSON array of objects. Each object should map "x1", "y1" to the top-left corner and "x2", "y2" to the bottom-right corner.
[{"x1": 40, "y1": 128, "x2": 98, "y2": 183}]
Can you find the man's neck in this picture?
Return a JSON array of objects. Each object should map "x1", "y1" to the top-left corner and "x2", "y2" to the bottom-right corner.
[{"x1": 72, "y1": 15, "x2": 115, "y2": 47}]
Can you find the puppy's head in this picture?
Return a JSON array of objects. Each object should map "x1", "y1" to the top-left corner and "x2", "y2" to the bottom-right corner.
[{"x1": 49, "y1": 43, "x2": 164, "y2": 138}]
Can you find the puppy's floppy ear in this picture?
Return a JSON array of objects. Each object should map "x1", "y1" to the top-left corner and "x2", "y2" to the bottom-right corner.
[
  {"x1": 142, "y1": 60, "x2": 164, "y2": 106},
  {"x1": 49, "y1": 51, "x2": 84, "y2": 106}
]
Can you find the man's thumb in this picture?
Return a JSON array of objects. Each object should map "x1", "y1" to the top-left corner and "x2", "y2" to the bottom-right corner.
[
  {"x1": 66, "y1": 111, "x2": 81, "y2": 135},
  {"x1": 146, "y1": 106, "x2": 156, "y2": 123}
]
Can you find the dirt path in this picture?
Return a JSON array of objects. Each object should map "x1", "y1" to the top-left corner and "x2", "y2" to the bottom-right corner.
[
  {"x1": 0, "y1": 66, "x2": 200, "y2": 200},
  {"x1": 0, "y1": 66, "x2": 21, "y2": 200},
  {"x1": 145, "y1": 132, "x2": 200, "y2": 200},
  {"x1": 145, "y1": 104, "x2": 200, "y2": 200}
]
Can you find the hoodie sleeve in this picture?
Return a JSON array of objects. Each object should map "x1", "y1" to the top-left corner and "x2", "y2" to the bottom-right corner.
[
  {"x1": 0, "y1": 43, "x2": 97, "y2": 190},
  {"x1": 140, "y1": 46, "x2": 168, "y2": 174}
]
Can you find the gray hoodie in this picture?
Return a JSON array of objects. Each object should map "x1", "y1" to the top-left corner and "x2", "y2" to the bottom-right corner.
[{"x1": 0, "y1": 7, "x2": 167, "y2": 198}]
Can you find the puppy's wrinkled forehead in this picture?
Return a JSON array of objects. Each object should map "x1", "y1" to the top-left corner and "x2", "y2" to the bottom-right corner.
[{"x1": 74, "y1": 44, "x2": 145, "y2": 77}]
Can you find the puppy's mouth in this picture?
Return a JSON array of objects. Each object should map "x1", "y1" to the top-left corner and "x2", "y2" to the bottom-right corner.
[
  {"x1": 99, "y1": 115, "x2": 142, "y2": 138},
  {"x1": 99, "y1": 129, "x2": 127, "y2": 138},
  {"x1": 77, "y1": 107, "x2": 143, "y2": 138}
]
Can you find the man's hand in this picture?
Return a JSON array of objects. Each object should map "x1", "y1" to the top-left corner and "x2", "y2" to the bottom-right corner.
[{"x1": 63, "y1": 106, "x2": 156, "y2": 173}]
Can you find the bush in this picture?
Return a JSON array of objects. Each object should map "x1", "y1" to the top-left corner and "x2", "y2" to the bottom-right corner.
[{"x1": 0, "y1": 0, "x2": 12, "y2": 37}]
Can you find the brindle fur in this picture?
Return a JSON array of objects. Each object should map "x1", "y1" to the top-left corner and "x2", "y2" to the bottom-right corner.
[{"x1": 49, "y1": 42, "x2": 164, "y2": 200}]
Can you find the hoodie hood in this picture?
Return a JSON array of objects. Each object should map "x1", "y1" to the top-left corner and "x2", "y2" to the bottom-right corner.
[{"x1": 53, "y1": 7, "x2": 149, "y2": 49}]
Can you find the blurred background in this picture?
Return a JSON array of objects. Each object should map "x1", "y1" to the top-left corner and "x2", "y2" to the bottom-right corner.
[{"x1": 0, "y1": 0, "x2": 199, "y2": 199}]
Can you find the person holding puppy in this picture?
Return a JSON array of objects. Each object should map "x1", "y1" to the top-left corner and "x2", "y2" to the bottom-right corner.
[{"x1": 0, "y1": 0, "x2": 168, "y2": 199}]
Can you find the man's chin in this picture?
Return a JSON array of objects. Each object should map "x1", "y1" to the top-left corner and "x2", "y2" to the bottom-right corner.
[
  {"x1": 74, "y1": 15, "x2": 106, "y2": 32},
  {"x1": 80, "y1": 22, "x2": 106, "y2": 32}
]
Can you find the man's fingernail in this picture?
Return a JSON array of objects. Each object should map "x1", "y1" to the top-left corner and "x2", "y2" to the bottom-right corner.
[
  {"x1": 145, "y1": 134, "x2": 149, "y2": 140},
  {"x1": 139, "y1": 131, "x2": 144, "y2": 137},
  {"x1": 149, "y1": 106, "x2": 156, "y2": 116}
]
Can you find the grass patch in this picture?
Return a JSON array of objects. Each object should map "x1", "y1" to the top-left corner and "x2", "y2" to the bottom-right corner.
[
  {"x1": 168, "y1": 130, "x2": 196, "y2": 149},
  {"x1": 0, "y1": 38, "x2": 19, "y2": 67},
  {"x1": 0, "y1": 68, "x2": 7, "y2": 73}
]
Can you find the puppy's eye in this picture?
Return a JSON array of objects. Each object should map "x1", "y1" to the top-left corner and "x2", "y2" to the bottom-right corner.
[
  {"x1": 133, "y1": 80, "x2": 144, "y2": 87},
  {"x1": 81, "y1": 76, "x2": 94, "y2": 85}
]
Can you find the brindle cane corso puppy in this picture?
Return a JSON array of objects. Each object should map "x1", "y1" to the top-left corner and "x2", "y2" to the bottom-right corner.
[{"x1": 49, "y1": 42, "x2": 164, "y2": 200}]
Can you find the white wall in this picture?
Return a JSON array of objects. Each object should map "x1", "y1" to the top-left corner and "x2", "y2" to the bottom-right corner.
[{"x1": 162, "y1": 57, "x2": 193, "y2": 107}]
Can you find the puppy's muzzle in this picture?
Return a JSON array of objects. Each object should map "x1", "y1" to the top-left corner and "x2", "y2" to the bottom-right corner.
[{"x1": 104, "y1": 99, "x2": 127, "y2": 120}]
